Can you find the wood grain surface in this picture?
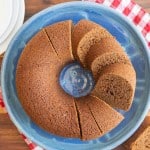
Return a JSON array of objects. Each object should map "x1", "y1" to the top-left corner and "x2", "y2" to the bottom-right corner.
[{"x1": 0, "y1": 0, "x2": 150, "y2": 150}]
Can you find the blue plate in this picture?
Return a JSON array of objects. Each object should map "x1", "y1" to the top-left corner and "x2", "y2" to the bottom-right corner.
[{"x1": 1, "y1": 2, "x2": 150, "y2": 150}]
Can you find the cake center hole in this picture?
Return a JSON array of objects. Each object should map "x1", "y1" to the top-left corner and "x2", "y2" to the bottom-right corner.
[{"x1": 59, "y1": 62, "x2": 95, "y2": 98}]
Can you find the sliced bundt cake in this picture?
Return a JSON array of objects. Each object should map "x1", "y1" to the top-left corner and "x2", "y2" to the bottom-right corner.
[
  {"x1": 92, "y1": 63, "x2": 136, "y2": 111},
  {"x1": 75, "y1": 98, "x2": 102, "y2": 140},
  {"x1": 16, "y1": 19, "x2": 135, "y2": 141},
  {"x1": 16, "y1": 29, "x2": 80, "y2": 138},
  {"x1": 87, "y1": 95, "x2": 124, "y2": 135},
  {"x1": 17, "y1": 29, "x2": 56, "y2": 69},
  {"x1": 72, "y1": 19, "x2": 99, "y2": 59},
  {"x1": 75, "y1": 95, "x2": 124, "y2": 140},
  {"x1": 45, "y1": 20, "x2": 73, "y2": 64},
  {"x1": 86, "y1": 37, "x2": 131, "y2": 80},
  {"x1": 72, "y1": 19, "x2": 112, "y2": 65}
]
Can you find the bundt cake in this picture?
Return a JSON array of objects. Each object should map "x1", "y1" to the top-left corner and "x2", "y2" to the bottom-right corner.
[
  {"x1": 75, "y1": 95, "x2": 123, "y2": 140},
  {"x1": 16, "y1": 19, "x2": 136, "y2": 140},
  {"x1": 72, "y1": 19, "x2": 99, "y2": 60},
  {"x1": 92, "y1": 63, "x2": 136, "y2": 111},
  {"x1": 16, "y1": 29, "x2": 80, "y2": 138},
  {"x1": 123, "y1": 116, "x2": 150, "y2": 150},
  {"x1": 75, "y1": 97, "x2": 102, "y2": 140},
  {"x1": 86, "y1": 36, "x2": 131, "y2": 80},
  {"x1": 45, "y1": 20, "x2": 73, "y2": 64},
  {"x1": 72, "y1": 19, "x2": 112, "y2": 65}
]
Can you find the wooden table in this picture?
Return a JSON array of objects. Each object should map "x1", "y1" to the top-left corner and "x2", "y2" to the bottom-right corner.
[{"x1": 0, "y1": 0, "x2": 150, "y2": 150}]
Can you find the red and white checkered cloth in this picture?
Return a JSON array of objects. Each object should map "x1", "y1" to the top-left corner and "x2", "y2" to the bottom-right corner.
[
  {"x1": 85, "y1": 0, "x2": 150, "y2": 47},
  {"x1": 0, "y1": 0, "x2": 150, "y2": 149}
]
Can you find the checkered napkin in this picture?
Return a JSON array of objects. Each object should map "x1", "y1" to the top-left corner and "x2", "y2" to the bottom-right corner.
[
  {"x1": 84, "y1": 0, "x2": 150, "y2": 47},
  {"x1": 0, "y1": 0, "x2": 150, "y2": 149}
]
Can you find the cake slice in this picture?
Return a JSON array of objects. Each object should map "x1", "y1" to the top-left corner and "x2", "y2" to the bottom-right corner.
[
  {"x1": 123, "y1": 116, "x2": 150, "y2": 150},
  {"x1": 17, "y1": 29, "x2": 57, "y2": 70},
  {"x1": 75, "y1": 95, "x2": 123, "y2": 140},
  {"x1": 92, "y1": 63, "x2": 136, "y2": 111},
  {"x1": 75, "y1": 97, "x2": 102, "y2": 140},
  {"x1": 44, "y1": 20, "x2": 74, "y2": 64},
  {"x1": 72, "y1": 19, "x2": 112, "y2": 65},
  {"x1": 86, "y1": 95, "x2": 124, "y2": 136},
  {"x1": 86, "y1": 37, "x2": 131, "y2": 80},
  {"x1": 16, "y1": 29, "x2": 80, "y2": 138},
  {"x1": 72, "y1": 19, "x2": 99, "y2": 59}
]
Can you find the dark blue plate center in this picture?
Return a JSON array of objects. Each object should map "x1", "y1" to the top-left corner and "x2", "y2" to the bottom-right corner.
[{"x1": 59, "y1": 62, "x2": 95, "y2": 98}]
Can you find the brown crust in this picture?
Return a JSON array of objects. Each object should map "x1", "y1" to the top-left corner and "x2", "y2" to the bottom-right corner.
[
  {"x1": 16, "y1": 29, "x2": 80, "y2": 138},
  {"x1": 100, "y1": 63, "x2": 136, "y2": 86},
  {"x1": 72, "y1": 20, "x2": 112, "y2": 65},
  {"x1": 72, "y1": 19, "x2": 100, "y2": 59},
  {"x1": 92, "y1": 63, "x2": 136, "y2": 111},
  {"x1": 45, "y1": 20, "x2": 74, "y2": 65},
  {"x1": 16, "y1": 19, "x2": 136, "y2": 140},
  {"x1": 17, "y1": 29, "x2": 57, "y2": 70},
  {"x1": 75, "y1": 97, "x2": 102, "y2": 140},
  {"x1": 77, "y1": 28, "x2": 112, "y2": 66},
  {"x1": 75, "y1": 95, "x2": 124, "y2": 140},
  {"x1": 87, "y1": 95, "x2": 124, "y2": 135},
  {"x1": 86, "y1": 37, "x2": 131, "y2": 79}
]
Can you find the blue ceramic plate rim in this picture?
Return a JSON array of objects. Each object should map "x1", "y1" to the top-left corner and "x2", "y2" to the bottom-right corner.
[{"x1": 1, "y1": 1, "x2": 150, "y2": 150}]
